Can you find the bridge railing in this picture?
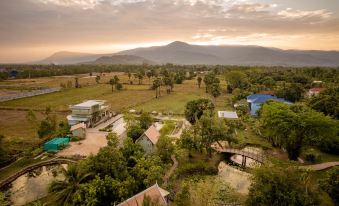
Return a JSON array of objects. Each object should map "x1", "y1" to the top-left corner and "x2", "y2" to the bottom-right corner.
[{"x1": 214, "y1": 147, "x2": 266, "y2": 163}]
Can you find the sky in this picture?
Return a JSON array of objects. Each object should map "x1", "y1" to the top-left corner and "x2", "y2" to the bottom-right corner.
[{"x1": 0, "y1": 0, "x2": 339, "y2": 63}]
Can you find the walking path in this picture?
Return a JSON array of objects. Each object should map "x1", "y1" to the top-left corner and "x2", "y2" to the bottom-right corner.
[
  {"x1": 163, "y1": 155, "x2": 178, "y2": 186},
  {"x1": 301, "y1": 161, "x2": 339, "y2": 171}
]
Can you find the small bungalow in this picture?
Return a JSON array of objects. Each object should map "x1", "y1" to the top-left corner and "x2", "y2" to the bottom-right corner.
[
  {"x1": 70, "y1": 122, "x2": 86, "y2": 139},
  {"x1": 117, "y1": 183, "x2": 170, "y2": 206},
  {"x1": 308, "y1": 88, "x2": 324, "y2": 97},
  {"x1": 136, "y1": 125, "x2": 160, "y2": 154},
  {"x1": 218, "y1": 111, "x2": 239, "y2": 120},
  {"x1": 247, "y1": 94, "x2": 291, "y2": 116}
]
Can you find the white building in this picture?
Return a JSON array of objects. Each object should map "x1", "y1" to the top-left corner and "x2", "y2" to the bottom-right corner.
[
  {"x1": 67, "y1": 100, "x2": 110, "y2": 127},
  {"x1": 218, "y1": 111, "x2": 239, "y2": 120}
]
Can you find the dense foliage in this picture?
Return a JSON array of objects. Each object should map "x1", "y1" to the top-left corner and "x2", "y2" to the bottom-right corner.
[
  {"x1": 184, "y1": 98, "x2": 214, "y2": 124},
  {"x1": 49, "y1": 137, "x2": 165, "y2": 205},
  {"x1": 320, "y1": 166, "x2": 339, "y2": 205},
  {"x1": 259, "y1": 102, "x2": 339, "y2": 160},
  {"x1": 246, "y1": 164, "x2": 320, "y2": 206}
]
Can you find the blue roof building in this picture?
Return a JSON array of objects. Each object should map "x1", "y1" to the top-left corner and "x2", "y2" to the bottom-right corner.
[{"x1": 247, "y1": 94, "x2": 291, "y2": 116}]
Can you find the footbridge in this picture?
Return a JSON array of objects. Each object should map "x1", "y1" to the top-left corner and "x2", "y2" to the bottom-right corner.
[
  {"x1": 0, "y1": 158, "x2": 77, "y2": 189},
  {"x1": 212, "y1": 143, "x2": 266, "y2": 166}
]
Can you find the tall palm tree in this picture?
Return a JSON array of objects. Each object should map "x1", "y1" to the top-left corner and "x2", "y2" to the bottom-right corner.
[{"x1": 49, "y1": 165, "x2": 92, "y2": 205}]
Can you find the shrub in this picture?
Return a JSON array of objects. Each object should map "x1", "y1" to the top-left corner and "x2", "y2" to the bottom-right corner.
[{"x1": 176, "y1": 161, "x2": 218, "y2": 178}]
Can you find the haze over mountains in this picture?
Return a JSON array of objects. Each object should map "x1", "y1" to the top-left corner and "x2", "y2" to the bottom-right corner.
[{"x1": 37, "y1": 41, "x2": 339, "y2": 67}]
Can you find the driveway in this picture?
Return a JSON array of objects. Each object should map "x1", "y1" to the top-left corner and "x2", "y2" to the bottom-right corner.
[{"x1": 57, "y1": 115, "x2": 126, "y2": 158}]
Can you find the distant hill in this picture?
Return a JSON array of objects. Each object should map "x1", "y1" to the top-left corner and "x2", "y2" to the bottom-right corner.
[
  {"x1": 36, "y1": 41, "x2": 339, "y2": 67},
  {"x1": 36, "y1": 51, "x2": 104, "y2": 65},
  {"x1": 117, "y1": 41, "x2": 339, "y2": 67},
  {"x1": 90, "y1": 55, "x2": 154, "y2": 65}
]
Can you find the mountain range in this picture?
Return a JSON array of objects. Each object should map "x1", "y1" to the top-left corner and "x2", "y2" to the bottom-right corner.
[{"x1": 36, "y1": 41, "x2": 339, "y2": 67}]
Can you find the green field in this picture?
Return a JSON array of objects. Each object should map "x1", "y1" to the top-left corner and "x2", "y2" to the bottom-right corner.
[{"x1": 0, "y1": 73, "x2": 234, "y2": 151}]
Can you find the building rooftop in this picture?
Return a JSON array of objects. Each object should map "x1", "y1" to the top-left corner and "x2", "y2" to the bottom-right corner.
[
  {"x1": 117, "y1": 183, "x2": 169, "y2": 206},
  {"x1": 72, "y1": 100, "x2": 106, "y2": 108},
  {"x1": 143, "y1": 125, "x2": 161, "y2": 145},
  {"x1": 70, "y1": 122, "x2": 86, "y2": 131},
  {"x1": 247, "y1": 94, "x2": 291, "y2": 104},
  {"x1": 218, "y1": 111, "x2": 238, "y2": 119},
  {"x1": 309, "y1": 87, "x2": 324, "y2": 93}
]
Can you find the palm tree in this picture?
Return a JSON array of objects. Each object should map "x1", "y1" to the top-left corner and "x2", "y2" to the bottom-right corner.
[
  {"x1": 109, "y1": 78, "x2": 116, "y2": 92},
  {"x1": 49, "y1": 165, "x2": 92, "y2": 205},
  {"x1": 197, "y1": 76, "x2": 202, "y2": 88},
  {"x1": 152, "y1": 78, "x2": 161, "y2": 98},
  {"x1": 209, "y1": 83, "x2": 221, "y2": 105}
]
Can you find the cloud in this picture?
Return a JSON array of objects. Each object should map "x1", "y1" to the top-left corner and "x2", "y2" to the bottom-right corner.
[
  {"x1": 0, "y1": 0, "x2": 339, "y2": 62},
  {"x1": 38, "y1": 0, "x2": 103, "y2": 9},
  {"x1": 278, "y1": 8, "x2": 332, "y2": 22}
]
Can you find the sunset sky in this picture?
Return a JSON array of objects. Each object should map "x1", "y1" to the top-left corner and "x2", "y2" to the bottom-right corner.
[{"x1": 1, "y1": 0, "x2": 339, "y2": 63}]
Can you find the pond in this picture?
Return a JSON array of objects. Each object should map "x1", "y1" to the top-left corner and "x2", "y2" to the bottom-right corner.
[{"x1": 8, "y1": 164, "x2": 66, "y2": 206}]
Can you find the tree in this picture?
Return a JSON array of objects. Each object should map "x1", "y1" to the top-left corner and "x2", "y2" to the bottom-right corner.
[
  {"x1": 137, "y1": 72, "x2": 144, "y2": 85},
  {"x1": 95, "y1": 75, "x2": 100, "y2": 84},
  {"x1": 308, "y1": 86, "x2": 339, "y2": 119},
  {"x1": 203, "y1": 73, "x2": 219, "y2": 93},
  {"x1": 127, "y1": 71, "x2": 132, "y2": 80},
  {"x1": 225, "y1": 71, "x2": 248, "y2": 92},
  {"x1": 163, "y1": 76, "x2": 174, "y2": 94},
  {"x1": 72, "y1": 175, "x2": 134, "y2": 206},
  {"x1": 246, "y1": 164, "x2": 320, "y2": 206},
  {"x1": 152, "y1": 78, "x2": 161, "y2": 98},
  {"x1": 156, "y1": 136, "x2": 175, "y2": 162},
  {"x1": 26, "y1": 109, "x2": 38, "y2": 128},
  {"x1": 195, "y1": 114, "x2": 237, "y2": 155},
  {"x1": 49, "y1": 165, "x2": 93, "y2": 205},
  {"x1": 106, "y1": 132, "x2": 119, "y2": 147},
  {"x1": 146, "y1": 71, "x2": 152, "y2": 83},
  {"x1": 259, "y1": 102, "x2": 339, "y2": 160},
  {"x1": 139, "y1": 112, "x2": 153, "y2": 130},
  {"x1": 75, "y1": 77, "x2": 80, "y2": 88},
  {"x1": 320, "y1": 166, "x2": 339, "y2": 205},
  {"x1": 209, "y1": 82, "x2": 221, "y2": 104},
  {"x1": 56, "y1": 121, "x2": 70, "y2": 136},
  {"x1": 109, "y1": 78, "x2": 116, "y2": 92},
  {"x1": 184, "y1": 98, "x2": 214, "y2": 124},
  {"x1": 197, "y1": 76, "x2": 202, "y2": 88},
  {"x1": 37, "y1": 116, "x2": 57, "y2": 138},
  {"x1": 275, "y1": 83, "x2": 304, "y2": 102},
  {"x1": 175, "y1": 178, "x2": 242, "y2": 206},
  {"x1": 127, "y1": 125, "x2": 144, "y2": 142}
]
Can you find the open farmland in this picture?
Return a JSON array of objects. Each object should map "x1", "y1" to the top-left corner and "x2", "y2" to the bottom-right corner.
[{"x1": 0, "y1": 73, "x2": 232, "y2": 151}]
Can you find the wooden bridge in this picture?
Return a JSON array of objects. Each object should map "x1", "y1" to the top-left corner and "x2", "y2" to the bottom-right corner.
[
  {"x1": 0, "y1": 158, "x2": 77, "y2": 189},
  {"x1": 212, "y1": 143, "x2": 266, "y2": 167}
]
